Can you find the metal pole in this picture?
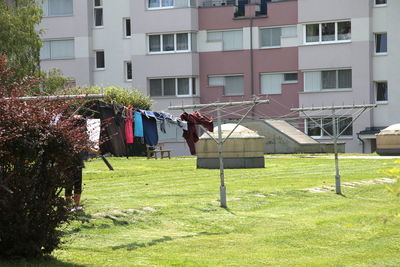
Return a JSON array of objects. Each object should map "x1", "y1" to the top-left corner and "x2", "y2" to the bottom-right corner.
[
  {"x1": 332, "y1": 110, "x2": 341, "y2": 195},
  {"x1": 217, "y1": 107, "x2": 227, "y2": 208}
]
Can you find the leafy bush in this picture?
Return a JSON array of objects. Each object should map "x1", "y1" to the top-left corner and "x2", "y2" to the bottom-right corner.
[
  {"x1": 68, "y1": 86, "x2": 153, "y2": 110},
  {"x1": 0, "y1": 56, "x2": 90, "y2": 258}
]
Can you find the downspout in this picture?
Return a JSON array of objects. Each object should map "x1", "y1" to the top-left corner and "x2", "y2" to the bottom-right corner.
[
  {"x1": 357, "y1": 132, "x2": 365, "y2": 154},
  {"x1": 250, "y1": 16, "x2": 255, "y2": 119}
]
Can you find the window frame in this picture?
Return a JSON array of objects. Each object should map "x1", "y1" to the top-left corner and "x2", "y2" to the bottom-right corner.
[
  {"x1": 41, "y1": 0, "x2": 74, "y2": 17},
  {"x1": 374, "y1": 0, "x2": 387, "y2": 7},
  {"x1": 94, "y1": 0, "x2": 104, "y2": 28},
  {"x1": 148, "y1": 32, "x2": 192, "y2": 54},
  {"x1": 149, "y1": 77, "x2": 196, "y2": 97},
  {"x1": 206, "y1": 29, "x2": 243, "y2": 51},
  {"x1": 147, "y1": 0, "x2": 191, "y2": 10},
  {"x1": 124, "y1": 61, "x2": 133, "y2": 81},
  {"x1": 303, "y1": 68, "x2": 352, "y2": 92},
  {"x1": 375, "y1": 81, "x2": 388, "y2": 104},
  {"x1": 40, "y1": 39, "x2": 75, "y2": 60},
  {"x1": 123, "y1": 18, "x2": 132, "y2": 38},
  {"x1": 374, "y1": 32, "x2": 388, "y2": 55},
  {"x1": 259, "y1": 26, "x2": 282, "y2": 49},
  {"x1": 260, "y1": 72, "x2": 298, "y2": 95},
  {"x1": 303, "y1": 20, "x2": 351, "y2": 45},
  {"x1": 305, "y1": 117, "x2": 353, "y2": 138},
  {"x1": 208, "y1": 74, "x2": 244, "y2": 96},
  {"x1": 95, "y1": 50, "x2": 105, "y2": 70}
]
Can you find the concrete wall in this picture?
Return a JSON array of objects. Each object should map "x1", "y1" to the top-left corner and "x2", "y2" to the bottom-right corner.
[
  {"x1": 298, "y1": 0, "x2": 372, "y2": 153},
  {"x1": 91, "y1": 0, "x2": 132, "y2": 87},
  {"x1": 372, "y1": 1, "x2": 400, "y2": 127},
  {"x1": 198, "y1": 0, "x2": 300, "y2": 119},
  {"x1": 40, "y1": 0, "x2": 92, "y2": 85},
  {"x1": 131, "y1": 2, "x2": 199, "y2": 113}
]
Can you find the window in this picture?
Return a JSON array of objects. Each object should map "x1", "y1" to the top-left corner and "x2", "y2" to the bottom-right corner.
[
  {"x1": 306, "y1": 117, "x2": 353, "y2": 137},
  {"x1": 148, "y1": 33, "x2": 191, "y2": 53},
  {"x1": 375, "y1": 33, "x2": 387, "y2": 54},
  {"x1": 207, "y1": 30, "x2": 243, "y2": 51},
  {"x1": 94, "y1": 0, "x2": 103, "y2": 27},
  {"x1": 261, "y1": 72, "x2": 298, "y2": 95},
  {"x1": 375, "y1": 0, "x2": 387, "y2": 6},
  {"x1": 95, "y1": 51, "x2": 105, "y2": 69},
  {"x1": 40, "y1": 39, "x2": 74, "y2": 60},
  {"x1": 149, "y1": 77, "x2": 196, "y2": 97},
  {"x1": 125, "y1": 61, "x2": 132, "y2": 81},
  {"x1": 376, "y1": 81, "x2": 388, "y2": 102},
  {"x1": 41, "y1": 0, "x2": 73, "y2": 17},
  {"x1": 305, "y1": 21, "x2": 351, "y2": 44},
  {"x1": 124, "y1": 18, "x2": 131, "y2": 38},
  {"x1": 260, "y1": 28, "x2": 281, "y2": 47},
  {"x1": 304, "y1": 69, "x2": 352, "y2": 92},
  {"x1": 208, "y1": 75, "x2": 244, "y2": 96},
  {"x1": 148, "y1": 0, "x2": 191, "y2": 9}
]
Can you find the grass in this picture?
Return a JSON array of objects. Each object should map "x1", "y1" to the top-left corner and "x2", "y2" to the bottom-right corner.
[{"x1": 3, "y1": 155, "x2": 400, "y2": 267}]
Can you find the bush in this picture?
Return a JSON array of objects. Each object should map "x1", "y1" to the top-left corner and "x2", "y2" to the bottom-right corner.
[
  {"x1": 68, "y1": 86, "x2": 153, "y2": 110},
  {"x1": 0, "y1": 56, "x2": 90, "y2": 258}
]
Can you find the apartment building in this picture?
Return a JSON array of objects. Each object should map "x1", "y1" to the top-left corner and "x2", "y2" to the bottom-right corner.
[{"x1": 38, "y1": 0, "x2": 399, "y2": 154}]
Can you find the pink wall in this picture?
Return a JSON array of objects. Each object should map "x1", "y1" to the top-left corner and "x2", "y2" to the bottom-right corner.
[
  {"x1": 200, "y1": 47, "x2": 299, "y2": 118},
  {"x1": 199, "y1": 0, "x2": 298, "y2": 30}
]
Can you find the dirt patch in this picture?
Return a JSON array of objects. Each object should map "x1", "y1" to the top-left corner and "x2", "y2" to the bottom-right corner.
[{"x1": 304, "y1": 178, "x2": 396, "y2": 193}]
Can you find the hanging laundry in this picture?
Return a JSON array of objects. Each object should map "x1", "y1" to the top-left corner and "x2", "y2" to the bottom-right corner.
[
  {"x1": 87, "y1": 118, "x2": 101, "y2": 150},
  {"x1": 142, "y1": 114, "x2": 159, "y2": 146},
  {"x1": 134, "y1": 111, "x2": 144, "y2": 137},
  {"x1": 125, "y1": 108, "x2": 134, "y2": 144},
  {"x1": 180, "y1": 111, "x2": 213, "y2": 155}
]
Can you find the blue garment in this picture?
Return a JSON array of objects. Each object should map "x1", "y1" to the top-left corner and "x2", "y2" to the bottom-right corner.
[
  {"x1": 142, "y1": 114, "x2": 158, "y2": 146},
  {"x1": 134, "y1": 111, "x2": 143, "y2": 137}
]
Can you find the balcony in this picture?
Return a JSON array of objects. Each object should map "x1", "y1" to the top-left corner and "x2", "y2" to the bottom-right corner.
[{"x1": 201, "y1": 0, "x2": 269, "y2": 17}]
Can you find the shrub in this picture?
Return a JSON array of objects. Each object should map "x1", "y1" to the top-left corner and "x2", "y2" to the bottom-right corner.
[
  {"x1": 0, "y1": 56, "x2": 90, "y2": 258},
  {"x1": 67, "y1": 86, "x2": 153, "y2": 110}
]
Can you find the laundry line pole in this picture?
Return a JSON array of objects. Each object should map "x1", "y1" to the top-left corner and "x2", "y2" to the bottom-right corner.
[
  {"x1": 169, "y1": 98, "x2": 269, "y2": 208},
  {"x1": 291, "y1": 104, "x2": 376, "y2": 195}
]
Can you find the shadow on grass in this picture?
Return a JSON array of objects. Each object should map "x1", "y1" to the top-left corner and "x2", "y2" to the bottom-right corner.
[
  {"x1": 0, "y1": 255, "x2": 85, "y2": 267},
  {"x1": 111, "y1": 232, "x2": 224, "y2": 251}
]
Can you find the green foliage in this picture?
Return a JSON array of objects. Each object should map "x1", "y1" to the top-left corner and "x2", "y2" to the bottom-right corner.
[
  {"x1": 70, "y1": 86, "x2": 153, "y2": 110},
  {"x1": 384, "y1": 160, "x2": 400, "y2": 197},
  {"x1": 26, "y1": 69, "x2": 74, "y2": 96},
  {"x1": 0, "y1": 0, "x2": 43, "y2": 78}
]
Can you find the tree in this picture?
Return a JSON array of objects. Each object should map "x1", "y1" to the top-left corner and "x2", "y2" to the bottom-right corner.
[{"x1": 0, "y1": 0, "x2": 43, "y2": 78}]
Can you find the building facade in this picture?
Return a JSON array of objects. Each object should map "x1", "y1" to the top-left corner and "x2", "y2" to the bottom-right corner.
[{"x1": 38, "y1": 0, "x2": 398, "y2": 154}]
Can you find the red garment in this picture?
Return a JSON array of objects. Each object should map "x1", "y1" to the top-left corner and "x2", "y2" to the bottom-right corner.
[
  {"x1": 180, "y1": 111, "x2": 213, "y2": 155},
  {"x1": 125, "y1": 108, "x2": 134, "y2": 144}
]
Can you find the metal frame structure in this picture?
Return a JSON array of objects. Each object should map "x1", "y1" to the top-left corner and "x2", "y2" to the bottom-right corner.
[
  {"x1": 169, "y1": 98, "x2": 269, "y2": 208},
  {"x1": 291, "y1": 104, "x2": 377, "y2": 194}
]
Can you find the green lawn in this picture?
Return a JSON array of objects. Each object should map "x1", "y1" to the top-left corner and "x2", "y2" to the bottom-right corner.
[{"x1": 4, "y1": 155, "x2": 400, "y2": 267}]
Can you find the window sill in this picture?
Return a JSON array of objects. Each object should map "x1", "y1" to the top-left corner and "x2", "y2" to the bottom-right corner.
[
  {"x1": 374, "y1": 4, "x2": 387, "y2": 7},
  {"x1": 300, "y1": 89, "x2": 352, "y2": 94},
  {"x1": 374, "y1": 52, "x2": 388, "y2": 56},
  {"x1": 150, "y1": 95, "x2": 199, "y2": 99},
  {"x1": 124, "y1": 36, "x2": 132, "y2": 39},
  {"x1": 302, "y1": 40, "x2": 351, "y2": 46},
  {"x1": 376, "y1": 101, "x2": 388, "y2": 105},
  {"x1": 147, "y1": 6, "x2": 191, "y2": 10},
  {"x1": 94, "y1": 68, "x2": 106, "y2": 71},
  {"x1": 148, "y1": 50, "x2": 192, "y2": 55},
  {"x1": 43, "y1": 14, "x2": 74, "y2": 18},
  {"x1": 93, "y1": 26, "x2": 104, "y2": 29},
  {"x1": 311, "y1": 136, "x2": 353, "y2": 140},
  {"x1": 40, "y1": 58, "x2": 75, "y2": 61},
  {"x1": 282, "y1": 81, "x2": 298, "y2": 84},
  {"x1": 260, "y1": 46, "x2": 282, "y2": 50}
]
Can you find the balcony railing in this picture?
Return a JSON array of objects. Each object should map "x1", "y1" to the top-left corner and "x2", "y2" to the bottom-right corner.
[{"x1": 201, "y1": 0, "x2": 269, "y2": 17}]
